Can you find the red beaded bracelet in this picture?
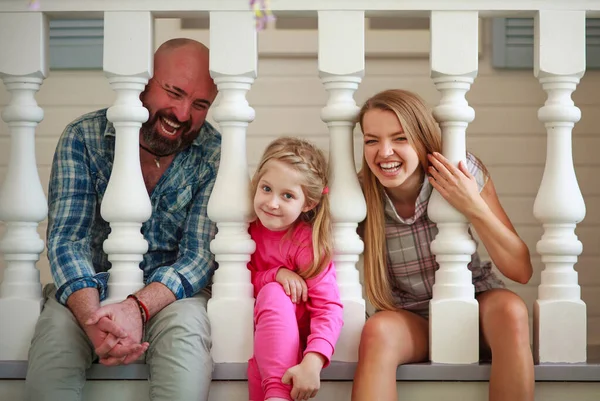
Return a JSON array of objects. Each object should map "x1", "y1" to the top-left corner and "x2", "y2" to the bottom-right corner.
[{"x1": 127, "y1": 294, "x2": 150, "y2": 324}]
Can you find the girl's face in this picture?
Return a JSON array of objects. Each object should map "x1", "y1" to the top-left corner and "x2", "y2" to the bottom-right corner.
[
  {"x1": 253, "y1": 159, "x2": 313, "y2": 231},
  {"x1": 362, "y1": 108, "x2": 422, "y2": 193}
]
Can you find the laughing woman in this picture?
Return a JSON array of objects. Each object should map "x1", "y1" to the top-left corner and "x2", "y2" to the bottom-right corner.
[{"x1": 352, "y1": 89, "x2": 534, "y2": 401}]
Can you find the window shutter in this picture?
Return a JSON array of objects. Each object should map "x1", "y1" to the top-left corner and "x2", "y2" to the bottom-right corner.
[
  {"x1": 587, "y1": 18, "x2": 600, "y2": 68},
  {"x1": 49, "y1": 19, "x2": 103, "y2": 70},
  {"x1": 492, "y1": 17, "x2": 600, "y2": 69}
]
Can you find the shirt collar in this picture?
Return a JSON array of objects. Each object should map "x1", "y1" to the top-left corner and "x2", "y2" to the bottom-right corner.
[{"x1": 383, "y1": 174, "x2": 433, "y2": 225}]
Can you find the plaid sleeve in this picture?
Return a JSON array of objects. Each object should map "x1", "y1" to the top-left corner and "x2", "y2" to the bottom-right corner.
[
  {"x1": 466, "y1": 152, "x2": 489, "y2": 193},
  {"x1": 146, "y1": 165, "x2": 218, "y2": 299},
  {"x1": 47, "y1": 124, "x2": 108, "y2": 305}
]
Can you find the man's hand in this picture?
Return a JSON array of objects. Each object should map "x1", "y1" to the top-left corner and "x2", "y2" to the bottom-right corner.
[
  {"x1": 281, "y1": 352, "x2": 325, "y2": 400},
  {"x1": 82, "y1": 317, "x2": 143, "y2": 364},
  {"x1": 69, "y1": 283, "x2": 177, "y2": 366},
  {"x1": 85, "y1": 297, "x2": 149, "y2": 365},
  {"x1": 276, "y1": 268, "x2": 308, "y2": 304},
  {"x1": 68, "y1": 288, "x2": 138, "y2": 363}
]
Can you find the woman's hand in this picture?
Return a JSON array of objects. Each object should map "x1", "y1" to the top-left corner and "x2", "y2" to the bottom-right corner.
[
  {"x1": 427, "y1": 152, "x2": 488, "y2": 218},
  {"x1": 276, "y1": 268, "x2": 308, "y2": 303},
  {"x1": 428, "y1": 152, "x2": 533, "y2": 283}
]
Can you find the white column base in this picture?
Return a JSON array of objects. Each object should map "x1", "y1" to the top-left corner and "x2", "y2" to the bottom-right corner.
[
  {"x1": 534, "y1": 299, "x2": 586, "y2": 363},
  {"x1": 331, "y1": 225, "x2": 365, "y2": 363},
  {"x1": 332, "y1": 298, "x2": 365, "y2": 362},
  {"x1": 206, "y1": 223, "x2": 255, "y2": 363},
  {"x1": 0, "y1": 298, "x2": 43, "y2": 360},
  {"x1": 208, "y1": 298, "x2": 255, "y2": 363},
  {"x1": 430, "y1": 299, "x2": 479, "y2": 364}
]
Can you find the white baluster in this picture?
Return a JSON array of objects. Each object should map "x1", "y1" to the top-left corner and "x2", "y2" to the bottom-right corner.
[
  {"x1": 533, "y1": 10, "x2": 587, "y2": 364},
  {"x1": 101, "y1": 12, "x2": 153, "y2": 303},
  {"x1": 207, "y1": 11, "x2": 257, "y2": 363},
  {"x1": 428, "y1": 11, "x2": 479, "y2": 364},
  {"x1": 318, "y1": 10, "x2": 366, "y2": 362},
  {"x1": 0, "y1": 12, "x2": 47, "y2": 360}
]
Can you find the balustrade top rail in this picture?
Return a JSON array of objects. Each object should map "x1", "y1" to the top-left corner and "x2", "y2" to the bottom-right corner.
[{"x1": 1, "y1": 0, "x2": 600, "y2": 16}]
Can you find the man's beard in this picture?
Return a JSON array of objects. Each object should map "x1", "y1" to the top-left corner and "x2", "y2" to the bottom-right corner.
[{"x1": 140, "y1": 111, "x2": 198, "y2": 156}]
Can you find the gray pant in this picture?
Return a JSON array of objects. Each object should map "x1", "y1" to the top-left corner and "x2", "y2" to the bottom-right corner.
[{"x1": 25, "y1": 284, "x2": 213, "y2": 401}]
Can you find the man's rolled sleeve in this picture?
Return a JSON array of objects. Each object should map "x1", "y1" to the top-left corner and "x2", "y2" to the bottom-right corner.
[
  {"x1": 147, "y1": 266, "x2": 186, "y2": 299},
  {"x1": 56, "y1": 273, "x2": 109, "y2": 305},
  {"x1": 47, "y1": 123, "x2": 102, "y2": 305}
]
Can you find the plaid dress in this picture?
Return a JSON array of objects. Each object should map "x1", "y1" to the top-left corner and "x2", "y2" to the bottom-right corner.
[{"x1": 384, "y1": 153, "x2": 505, "y2": 318}]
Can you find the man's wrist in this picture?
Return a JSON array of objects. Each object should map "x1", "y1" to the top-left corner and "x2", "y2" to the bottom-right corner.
[
  {"x1": 126, "y1": 294, "x2": 149, "y2": 325},
  {"x1": 66, "y1": 287, "x2": 101, "y2": 326},
  {"x1": 135, "y1": 282, "x2": 177, "y2": 318}
]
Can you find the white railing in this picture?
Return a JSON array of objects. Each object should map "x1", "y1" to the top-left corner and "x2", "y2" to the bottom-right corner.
[
  {"x1": 206, "y1": 10, "x2": 257, "y2": 363},
  {"x1": 427, "y1": 11, "x2": 481, "y2": 364},
  {"x1": 0, "y1": 0, "x2": 595, "y2": 365}
]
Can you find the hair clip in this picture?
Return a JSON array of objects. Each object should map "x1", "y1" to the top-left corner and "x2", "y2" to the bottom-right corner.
[{"x1": 322, "y1": 186, "x2": 329, "y2": 194}]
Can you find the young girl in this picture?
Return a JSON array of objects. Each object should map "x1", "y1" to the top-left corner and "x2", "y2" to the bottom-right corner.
[
  {"x1": 247, "y1": 137, "x2": 343, "y2": 401},
  {"x1": 352, "y1": 90, "x2": 534, "y2": 401}
]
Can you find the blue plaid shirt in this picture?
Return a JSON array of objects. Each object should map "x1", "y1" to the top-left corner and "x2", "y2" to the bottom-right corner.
[{"x1": 47, "y1": 109, "x2": 220, "y2": 305}]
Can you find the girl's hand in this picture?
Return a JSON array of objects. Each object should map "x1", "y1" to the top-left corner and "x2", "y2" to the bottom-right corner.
[
  {"x1": 282, "y1": 352, "x2": 325, "y2": 400},
  {"x1": 427, "y1": 152, "x2": 488, "y2": 219},
  {"x1": 276, "y1": 268, "x2": 308, "y2": 303}
]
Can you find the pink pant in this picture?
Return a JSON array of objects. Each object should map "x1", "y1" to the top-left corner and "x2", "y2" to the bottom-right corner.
[{"x1": 248, "y1": 282, "x2": 310, "y2": 401}]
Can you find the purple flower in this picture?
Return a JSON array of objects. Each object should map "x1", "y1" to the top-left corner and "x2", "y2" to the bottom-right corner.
[{"x1": 250, "y1": 0, "x2": 275, "y2": 31}]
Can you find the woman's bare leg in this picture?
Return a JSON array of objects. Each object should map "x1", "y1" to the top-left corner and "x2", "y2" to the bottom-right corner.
[
  {"x1": 478, "y1": 289, "x2": 534, "y2": 401},
  {"x1": 351, "y1": 310, "x2": 428, "y2": 401}
]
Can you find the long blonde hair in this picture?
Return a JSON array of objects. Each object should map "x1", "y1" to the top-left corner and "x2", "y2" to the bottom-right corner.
[
  {"x1": 251, "y1": 137, "x2": 333, "y2": 279},
  {"x1": 358, "y1": 89, "x2": 442, "y2": 311}
]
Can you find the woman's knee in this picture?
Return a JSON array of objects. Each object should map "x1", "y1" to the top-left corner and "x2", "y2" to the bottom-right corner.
[
  {"x1": 480, "y1": 290, "x2": 530, "y2": 345},
  {"x1": 359, "y1": 315, "x2": 391, "y2": 356},
  {"x1": 358, "y1": 311, "x2": 428, "y2": 365}
]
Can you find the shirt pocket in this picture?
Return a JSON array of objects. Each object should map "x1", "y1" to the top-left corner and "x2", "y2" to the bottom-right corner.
[
  {"x1": 157, "y1": 185, "x2": 194, "y2": 232},
  {"x1": 157, "y1": 185, "x2": 193, "y2": 220},
  {"x1": 93, "y1": 174, "x2": 108, "y2": 205}
]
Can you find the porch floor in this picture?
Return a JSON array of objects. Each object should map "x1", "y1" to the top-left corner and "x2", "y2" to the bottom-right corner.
[{"x1": 1, "y1": 347, "x2": 600, "y2": 382}]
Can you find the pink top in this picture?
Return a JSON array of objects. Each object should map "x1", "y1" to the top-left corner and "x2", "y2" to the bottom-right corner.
[{"x1": 248, "y1": 220, "x2": 344, "y2": 366}]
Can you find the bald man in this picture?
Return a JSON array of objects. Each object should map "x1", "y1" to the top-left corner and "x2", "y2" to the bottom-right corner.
[{"x1": 26, "y1": 38, "x2": 220, "y2": 401}]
